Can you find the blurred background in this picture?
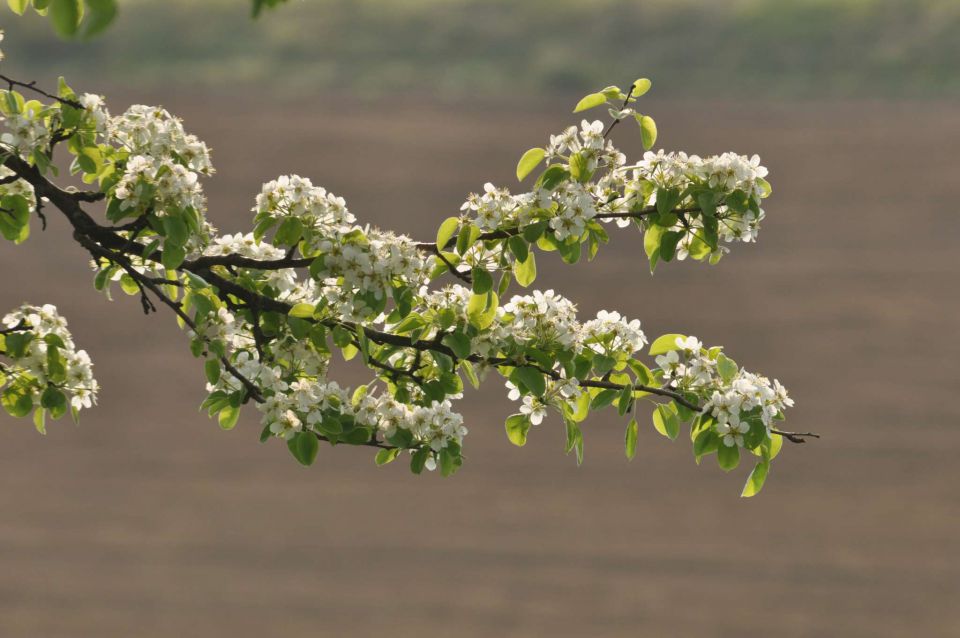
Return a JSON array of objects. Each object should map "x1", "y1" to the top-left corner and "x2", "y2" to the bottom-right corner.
[{"x1": 1, "y1": 1, "x2": 958, "y2": 636}]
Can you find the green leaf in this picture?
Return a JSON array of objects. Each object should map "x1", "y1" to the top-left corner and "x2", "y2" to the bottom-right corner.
[
  {"x1": 466, "y1": 291, "x2": 498, "y2": 330},
  {"x1": 331, "y1": 325, "x2": 353, "y2": 347},
  {"x1": 118, "y1": 274, "x2": 139, "y2": 296},
  {"x1": 756, "y1": 177, "x2": 773, "y2": 198},
  {"x1": 511, "y1": 366, "x2": 546, "y2": 397},
  {"x1": 573, "y1": 92, "x2": 607, "y2": 113},
  {"x1": 456, "y1": 222, "x2": 481, "y2": 256},
  {"x1": 617, "y1": 385, "x2": 634, "y2": 416},
  {"x1": 375, "y1": 448, "x2": 400, "y2": 466},
  {"x1": 505, "y1": 413, "x2": 532, "y2": 447},
  {"x1": 204, "y1": 359, "x2": 221, "y2": 384},
  {"x1": 589, "y1": 388, "x2": 618, "y2": 410},
  {"x1": 569, "y1": 152, "x2": 590, "y2": 183},
  {"x1": 218, "y1": 404, "x2": 240, "y2": 430},
  {"x1": 471, "y1": 267, "x2": 493, "y2": 294},
  {"x1": 638, "y1": 115, "x2": 658, "y2": 150},
  {"x1": 697, "y1": 191, "x2": 718, "y2": 218},
  {"x1": 439, "y1": 446, "x2": 460, "y2": 477},
  {"x1": 7, "y1": 0, "x2": 29, "y2": 15},
  {"x1": 648, "y1": 334, "x2": 685, "y2": 356},
  {"x1": 288, "y1": 302, "x2": 315, "y2": 319},
  {"x1": 79, "y1": 0, "x2": 116, "y2": 38},
  {"x1": 631, "y1": 78, "x2": 652, "y2": 97},
  {"x1": 2, "y1": 385, "x2": 34, "y2": 418},
  {"x1": 625, "y1": 417, "x2": 639, "y2": 460},
  {"x1": 441, "y1": 331, "x2": 472, "y2": 360},
  {"x1": 435, "y1": 216, "x2": 459, "y2": 251},
  {"x1": 717, "y1": 443, "x2": 740, "y2": 471},
  {"x1": 33, "y1": 406, "x2": 47, "y2": 434},
  {"x1": 537, "y1": 166, "x2": 569, "y2": 192},
  {"x1": 274, "y1": 216, "x2": 303, "y2": 246},
  {"x1": 655, "y1": 187, "x2": 681, "y2": 217},
  {"x1": 693, "y1": 429, "x2": 720, "y2": 463},
  {"x1": 643, "y1": 225, "x2": 663, "y2": 273},
  {"x1": 659, "y1": 230, "x2": 683, "y2": 262},
  {"x1": 161, "y1": 244, "x2": 185, "y2": 270},
  {"x1": 741, "y1": 460, "x2": 770, "y2": 497},
  {"x1": 287, "y1": 431, "x2": 319, "y2": 466},
  {"x1": 410, "y1": 447, "x2": 430, "y2": 474},
  {"x1": 162, "y1": 215, "x2": 188, "y2": 247},
  {"x1": 507, "y1": 235, "x2": 529, "y2": 263},
  {"x1": 716, "y1": 354, "x2": 738, "y2": 382},
  {"x1": 40, "y1": 386, "x2": 66, "y2": 412},
  {"x1": 516, "y1": 147, "x2": 546, "y2": 181},
  {"x1": 48, "y1": 0, "x2": 82, "y2": 37},
  {"x1": 652, "y1": 404, "x2": 679, "y2": 440},
  {"x1": 513, "y1": 251, "x2": 536, "y2": 287}
]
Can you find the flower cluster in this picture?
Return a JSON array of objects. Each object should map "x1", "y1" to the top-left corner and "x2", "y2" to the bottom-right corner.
[
  {"x1": 78, "y1": 93, "x2": 111, "y2": 135},
  {"x1": 204, "y1": 232, "x2": 308, "y2": 298},
  {"x1": 498, "y1": 289, "x2": 581, "y2": 350},
  {"x1": 633, "y1": 150, "x2": 770, "y2": 251},
  {"x1": 314, "y1": 228, "x2": 429, "y2": 309},
  {"x1": 460, "y1": 183, "x2": 536, "y2": 232},
  {"x1": 0, "y1": 99, "x2": 51, "y2": 157},
  {"x1": 1, "y1": 304, "x2": 99, "y2": 426},
  {"x1": 108, "y1": 105, "x2": 214, "y2": 176},
  {"x1": 254, "y1": 174, "x2": 355, "y2": 240},
  {"x1": 655, "y1": 336, "x2": 793, "y2": 446},
  {"x1": 581, "y1": 310, "x2": 647, "y2": 357},
  {"x1": 103, "y1": 105, "x2": 214, "y2": 239},
  {"x1": 112, "y1": 153, "x2": 205, "y2": 217},
  {"x1": 546, "y1": 119, "x2": 626, "y2": 173},
  {"x1": 548, "y1": 181, "x2": 597, "y2": 240},
  {"x1": 506, "y1": 376, "x2": 582, "y2": 426},
  {"x1": 246, "y1": 368, "x2": 467, "y2": 470}
]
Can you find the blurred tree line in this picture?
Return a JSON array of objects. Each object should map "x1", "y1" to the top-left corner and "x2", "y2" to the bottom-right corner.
[{"x1": 3, "y1": 0, "x2": 956, "y2": 98}]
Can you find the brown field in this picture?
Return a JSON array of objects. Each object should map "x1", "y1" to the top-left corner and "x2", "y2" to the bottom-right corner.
[{"x1": 1, "y1": 94, "x2": 958, "y2": 637}]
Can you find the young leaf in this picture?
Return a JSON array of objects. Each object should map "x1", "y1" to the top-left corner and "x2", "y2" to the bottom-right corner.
[
  {"x1": 648, "y1": 334, "x2": 685, "y2": 356},
  {"x1": 631, "y1": 78, "x2": 652, "y2": 97},
  {"x1": 652, "y1": 404, "x2": 679, "y2": 440},
  {"x1": 7, "y1": 0, "x2": 30, "y2": 16},
  {"x1": 435, "y1": 216, "x2": 459, "y2": 251},
  {"x1": 375, "y1": 448, "x2": 400, "y2": 466},
  {"x1": 505, "y1": 413, "x2": 532, "y2": 447},
  {"x1": 716, "y1": 354, "x2": 738, "y2": 382},
  {"x1": 639, "y1": 115, "x2": 658, "y2": 150},
  {"x1": 513, "y1": 251, "x2": 537, "y2": 287},
  {"x1": 288, "y1": 302, "x2": 315, "y2": 319},
  {"x1": 741, "y1": 460, "x2": 770, "y2": 497},
  {"x1": 516, "y1": 147, "x2": 546, "y2": 181},
  {"x1": 218, "y1": 404, "x2": 240, "y2": 430},
  {"x1": 717, "y1": 443, "x2": 740, "y2": 472},
  {"x1": 573, "y1": 92, "x2": 607, "y2": 113},
  {"x1": 625, "y1": 417, "x2": 639, "y2": 460}
]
